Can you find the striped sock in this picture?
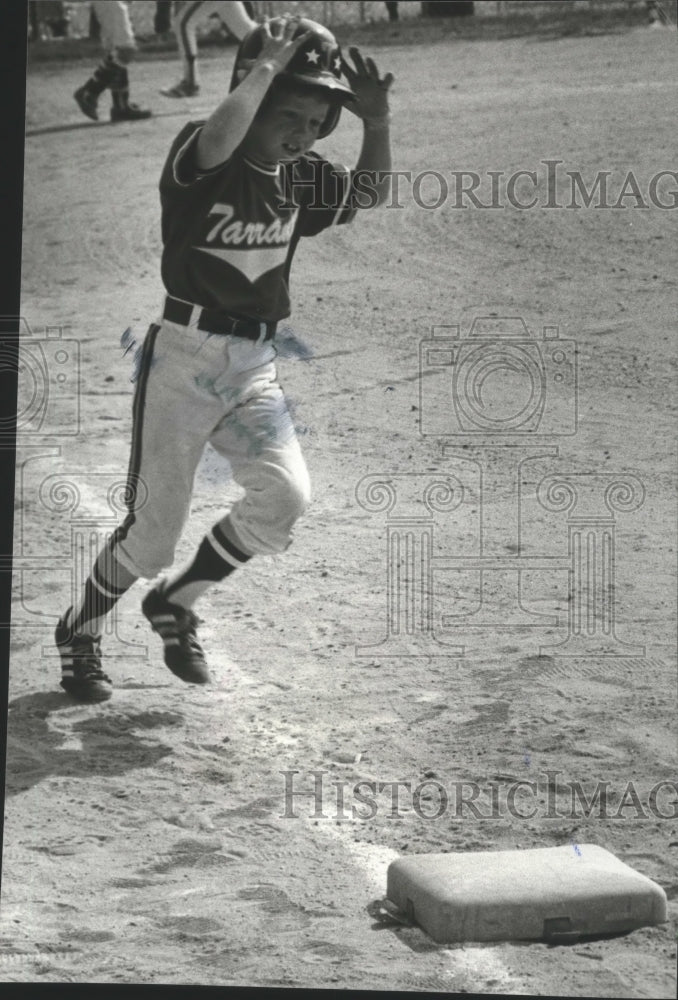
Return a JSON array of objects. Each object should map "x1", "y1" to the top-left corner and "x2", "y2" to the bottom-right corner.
[
  {"x1": 71, "y1": 547, "x2": 138, "y2": 637},
  {"x1": 163, "y1": 521, "x2": 252, "y2": 610},
  {"x1": 86, "y1": 53, "x2": 118, "y2": 96},
  {"x1": 109, "y1": 60, "x2": 130, "y2": 110}
]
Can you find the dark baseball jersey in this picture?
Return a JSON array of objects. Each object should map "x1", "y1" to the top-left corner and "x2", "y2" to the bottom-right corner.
[{"x1": 159, "y1": 121, "x2": 356, "y2": 322}]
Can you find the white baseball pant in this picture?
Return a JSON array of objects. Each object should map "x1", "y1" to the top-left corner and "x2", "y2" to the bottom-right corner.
[
  {"x1": 92, "y1": 0, "x2": 136, "y2": 52},
  {"x1": 171, "y1": 1, "x2": 255, "y2": 86},
  {"x1": 112, "y1": 310, "x2": 311, "y2": 581}
]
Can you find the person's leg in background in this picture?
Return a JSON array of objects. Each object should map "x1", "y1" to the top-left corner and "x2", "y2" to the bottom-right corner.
[
  {"x1": 74, "y1": 1, "x2": 152, "y2": 122},
  {"x1": 161, "y1": 1, "x2": 256, "y2": 98},
  {"x1": 154, "y1": 0, "x2": 173, "y2": 36}
]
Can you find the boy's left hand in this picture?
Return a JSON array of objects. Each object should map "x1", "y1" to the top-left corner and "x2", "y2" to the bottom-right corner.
[{"x1": 341, "y1": 47, "x2": 394, "y2": 121}]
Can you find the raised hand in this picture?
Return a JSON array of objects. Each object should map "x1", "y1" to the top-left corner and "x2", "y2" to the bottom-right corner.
[
  {"x1": 341, "y1": 47, "x2": 394, "y2": 122},
  {"x1": 255, "y1": 15, "x2": 314, "y2": 74}
]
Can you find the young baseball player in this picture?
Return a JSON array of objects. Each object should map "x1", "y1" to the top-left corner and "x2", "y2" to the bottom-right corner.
[
  {"x1": 55, "y1": 14, "x2": 393, "y2": 701},
  {"x1": 160, "y1": 0, "x2": 257, "y2": 98},
  {"x1": 74, "y1": 0, "x2": 151, "y2": 122}
]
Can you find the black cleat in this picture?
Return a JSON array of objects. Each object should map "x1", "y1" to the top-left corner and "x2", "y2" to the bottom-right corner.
[
  {"x1": 55, "y1": 609, "x2": 113, "y2": 702},
  {"x1": 141, "y1": 586, "x2": 211, "y2": 685},
  {"x1": 110, "y1": 102, "x2": 153, "y2": 122},
  {"x1": 74, "y1": 85, "x2": 99, "y2": 121}
]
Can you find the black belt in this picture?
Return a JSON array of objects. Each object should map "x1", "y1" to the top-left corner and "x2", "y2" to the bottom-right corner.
[{"x1": 163, "y1": 296, "x2": 277, "y2": 341}]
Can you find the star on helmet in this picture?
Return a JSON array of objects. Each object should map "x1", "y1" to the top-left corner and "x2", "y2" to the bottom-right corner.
[{"x1": 229, "y1": 18, "x2": 356, "y2": 138}]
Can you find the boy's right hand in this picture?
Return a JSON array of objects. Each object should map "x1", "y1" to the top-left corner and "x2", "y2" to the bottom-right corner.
[
  {"x1": 254, "y1": 15, "x2": 314, "y2": 75},
  {"x1": 197, "y1": 15, "x2": 313, "y2": 171}
]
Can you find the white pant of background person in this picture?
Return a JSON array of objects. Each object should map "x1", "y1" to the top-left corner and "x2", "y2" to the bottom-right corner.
[
  {"x1": 167, "y1": 1, "x2": 255, "y2": 91},
  {"x1": 113, "y1": 312, "x2": 311, "y2": 581},
  {"x1": 74, "y1": 1, "x2": 150, "y2": 122},
  {"x1": 92, "y1": 0, "x2": 136, "y2": 53}
]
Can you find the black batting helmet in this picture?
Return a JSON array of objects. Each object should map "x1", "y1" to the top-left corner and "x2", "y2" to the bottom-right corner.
[{"x1": 229, "y1": 17, "x2": 355, "y2": 139}]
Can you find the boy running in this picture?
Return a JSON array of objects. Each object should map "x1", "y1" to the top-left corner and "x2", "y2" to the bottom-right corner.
[{"x1": 56, "y1": 14, "x2": 393, "y2": 701}]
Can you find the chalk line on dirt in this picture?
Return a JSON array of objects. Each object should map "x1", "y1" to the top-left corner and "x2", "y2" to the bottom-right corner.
[{"x1": 307, "y1": 806, "x2": 530, "y2": 995}]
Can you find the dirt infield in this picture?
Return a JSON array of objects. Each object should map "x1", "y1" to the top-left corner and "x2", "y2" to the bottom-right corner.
[{"x1": 5, "y1": 17, "x2": 677, "y2": 995}]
